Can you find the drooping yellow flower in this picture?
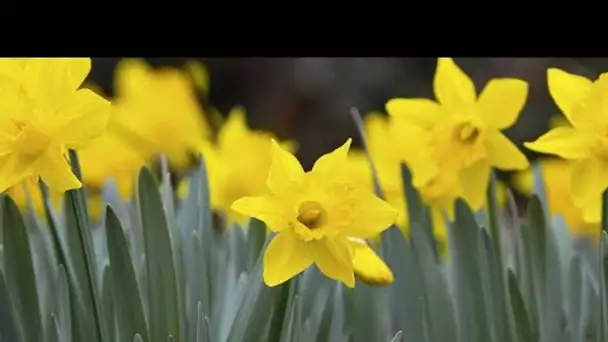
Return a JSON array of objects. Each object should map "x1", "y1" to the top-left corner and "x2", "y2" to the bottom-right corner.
[
  {"x1": 512, "y1": 158, "x2": 599, "y2": 237},
  {"x1": 111, "y1": 59, "x2": 211, "y2": 169},
  {"x1": 232, "y1": 139, "x2": 397, "y2": 287},
  {"x1": 0, "y1": 58, "x2": 111, "y2": 193},
  {"x1": 386, "y1": 57, "x2": 529, "y2": 210},
  {"x1": 524, "y1": 68, "x2": 608, "y2": 223},
  {"x1": 351, "y1": 238, "x2": 394, "y2": 286}
]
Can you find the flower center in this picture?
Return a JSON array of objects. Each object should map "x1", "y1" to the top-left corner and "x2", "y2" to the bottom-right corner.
[
  {"x1": 454, "y1": 122, "x2": 480, "y2": 144},
  {"x1": 297, "y1": 201, "x2": 326, "y2": 230},
  {"x1": 13, "y1": 121, "x2": 50, "y2": 156}
]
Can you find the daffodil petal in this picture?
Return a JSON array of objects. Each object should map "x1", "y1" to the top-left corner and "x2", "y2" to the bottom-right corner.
[
  {"x1": 267, "y1": 139, "x2": 305, "y2": 195},
  {"x1": 547, "y1": 68, "x2": 592, "y2": 129},
  {"x1": 263, "y1": 231, "x2": 313, "y2": 287},
  {"x1": 0, "y1": 58, "x2": 25, "y2": 83},
  {"x1": 311, "y1": 139, "x2": 352, "y2": 179},
  {"x1": 385, "y1": 98, "x2": 442, "y2": 127},
  {"x1": 231, "y1": 195, "x2": 290, "y2": 232},
  {"x1": 433, "y1": 57, "x2": 476, "y2": 108},
  {"x1": 217, "y1": 106, "x2": 248, "y2": 149},
  {"x1": 524, "y1": 127, "x2": 594, "y2": 160},
  {"x1": 114, "y1": 58, "x2": 151, "y2": 98},
  {"x1": 35, "y1": 146, "x2": 82, "y2": 192},
  {"x1": 23, "y1": 58, "x2": 91, "y2": 101},
  {"x1": 477, "y1": 78, "x2": 528, "y2": 129},
  {"x1": 348, "y1": 190, "x2": 398, "y2": 238},
  {"x1": 0, "y1": 154, "x2": 34, "y2": 193},
  {"x1": 351, "y1": 240, "x2": 394, "y2": 286},
  {"x1": 486, "y1": 132, "x2": 529, "y2": 170},
  {"x1": 570, "y1": 158, "x2": 605, "y2": 209},
  {"x1": 57, "y1": 89, "x2": 111, "y2": 149},
  {"x1": 580, "y1": 197, "x2": 602, "y2": 224},
  {"x1": 459, "y1": 161, "x2": 491, "y2": 210},
  {"x1": 310, "y1": 237, "x2": 355, "y2": 288}
]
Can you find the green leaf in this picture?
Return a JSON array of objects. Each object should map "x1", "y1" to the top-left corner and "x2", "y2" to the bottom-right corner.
[
  {"x1": 2, "y1": 195, "x2": 43, "y2": 342},
  {"x1": 389, "y1": 331, "x2": 403, "y2": 342},
  {"x1": 450, "y1": 199, "x2": 491, "y2": 342},
  {"x1": 101, "y1": 265, "x2": 115, "y2": 341},
  {"x1": 138, "y1": 167, "x2": 181, "y2": 342},
  {"x1": 106, "y1": 206, "x2": 150, "y2": 342},
  {"x1": 247, "y1": 219, "x2": 266, "y2": 272},
  {"x1": 195, "y1": 302, "x2": 211, "y2": 342},
  {"x1": 410, "y1": 207, "x2": 457, "y2": 342},
  {"x1": 133, "y1": 334, "x2": 144, "y2": 342},
  {"x1": 0, "y1": 271, "x2": 19, "y2": 342},
  {"x1": 66, "y1": 150, "x2": 107, "y2": 342},
  {"x1": 55, "y1": 264, "x2": 72, "y2": 342},
  {"x1": 225, "y1": 236, "x2": 279, "y2": 342},
  {"x1": 508, "y1": 269, "x2": 534, "y2": 342},
  {"x1": 567, "y1": 255, "x2": 583, "y2": 342}
]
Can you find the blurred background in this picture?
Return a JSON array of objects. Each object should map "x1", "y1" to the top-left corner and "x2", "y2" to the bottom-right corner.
[{"x1": 87, "y1": 57, "x2": 605, "y2": 172}]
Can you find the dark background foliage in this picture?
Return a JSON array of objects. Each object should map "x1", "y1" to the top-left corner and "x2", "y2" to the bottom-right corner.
[{"x1": 87, "y1": 57, "x2": 605, "y2": 171}]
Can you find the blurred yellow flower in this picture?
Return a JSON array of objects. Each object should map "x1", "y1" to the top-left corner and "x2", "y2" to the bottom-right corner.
[
  {"x1": 512, "y1": 158, "x2": 598, "y2": 237},
  {"x1": 386, "y1": 57, "x2": 529, "y2": 210},
  {"x1": 111, "y1": 59, "x2": 211, "y2": 170},
  {"x1": 79, "y1": 129, "x2": 146, "y2": 201},
  {"x1": 232, "y1": 139, "x2": 397, "y2": 288},
  {"x1": 7, "y1": 177, "x2": 62, "y2": 217},
  {"x1": 0, "y1": 58, "x2": 111, "y2": 193},
  {"x1": 180, "y1": 107, "x2": 295, "y2": 223},
  {"x1": 525, "y1": 68, "x2": 608, "y2": 223}
]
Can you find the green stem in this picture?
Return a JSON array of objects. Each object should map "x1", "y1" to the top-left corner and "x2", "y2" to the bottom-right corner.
[
  {"x1": 68, "y1": 150, "x2": 107, "y2": 342},
  {"x1": 267, "y1": 278, "x2": 293, "y2": 342}
]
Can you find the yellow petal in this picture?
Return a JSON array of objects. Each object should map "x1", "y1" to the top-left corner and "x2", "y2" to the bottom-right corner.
[
  {"x1": 351, "y1": 240, "x2": 394, "y2": 286},
  {"x1": 459, "y1": 161, "x2": 491, "y2": 210},
  {"x1": 433, "y1": 58, "x2": 476, "y2": 108},
  {"x1": 311, "y1": 139, "x2": 352, "y2": 179},
  {"x1": 114, "y1": 58, "x2": 151, "y2": 98},
  {"x1": 524, "y1": 127, "x2": 594, "y2": 160},
  {"x1": 217, "y1": 106, "x2": 248, "y2": 149},
  {"x1": 547, "y1": 68, "x2": 592, "y2": 129},
  {"x1": 0, "y1": 58, "x2": 25, "y2": 83},
  {"x1": 580, "y1": 198, "x2": 602, "y2": 224},
  {"x1": 570, "y1": 158, "x2": 606, "y2": 209},
  {"x1": 348, "y1": 189, "x2": 398, "y2": 238},
  {"x1": 385, "y1": 98, "x2": 442, "y2": 128},
  {"x1": 267, "y1": 139, "x2": 305, "y2": 195},
  {"x1": 184, "y1": 60, "x2": 210, "y2": 94},
  {"x1": 0, "y1": 154, "x2": 34, "y2": 193},
  {"x1": 56, "y1": 89, "x2": 112, "y2": 149},
  {"x1": 23, "y1": 58, "x2": 91, "y2": 101},
  {"x1": 263, "y1": 231, "x2": 313, "y2": 287},
  {"x1": 486, "y1": 132, "x2": 529, "y2": 170},
  {"x1": 477, "y1": 78, "x2": 528, "y2": 129},
  {"x1": 310, "y1": 237, "x2": 355, "y2": 288},
  {"x1": 231, "y1": 195, "x2": 290, "y2": 232},
  {"x1": 35, "y1": 146, "x2": 82, "y2": 192}
]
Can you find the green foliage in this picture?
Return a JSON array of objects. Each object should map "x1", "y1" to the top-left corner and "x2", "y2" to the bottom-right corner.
[{"x1": 0, "y1": 143, "x2": 607, "y2": 342}]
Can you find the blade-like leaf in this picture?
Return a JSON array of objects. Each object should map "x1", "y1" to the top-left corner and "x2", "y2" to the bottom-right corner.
[
  {"x1": 138, "y1": 168, "x2": 181, "y2": 342},
  {"x1": 0, "y1": 271, "x2": 19, "y2": 342},
  {"x1": 2, "y1": 195, "x2": 43, "y2": 342},
  {"x1": 106, "y1": 206, "x2": 149, "y2": 342},
  {"x1": 508, "y1": 270, "x2": 534, "y2": 342}
]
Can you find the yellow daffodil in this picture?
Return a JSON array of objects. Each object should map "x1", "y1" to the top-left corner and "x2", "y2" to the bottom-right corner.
[
  {"x1": 232, "y1": 139, "x2": 397, "y2": 288},
  {"x1": 111, "y1": 59, "x2": 211, "y2": 170},
  {"x1": 351, "y1": 238, "x2": 394, "y2": 285},
  {"x1": 0, "y1": 58, "x2": 111, "y2": 193},
  {"x1": 386, "y1": 57, "x2": 529, "y2": 210},
  {"x1": 512, "y1": 158, "x2": 599, "y2": 237},
  {"x1": 524, "y1": 68, "x2": 608, "y2": 223}
]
